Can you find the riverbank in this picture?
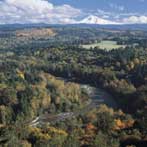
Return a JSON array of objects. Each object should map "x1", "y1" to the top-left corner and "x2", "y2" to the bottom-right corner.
[{"x1": 55, "y1": 75, "x2": 119, "y2": 109}]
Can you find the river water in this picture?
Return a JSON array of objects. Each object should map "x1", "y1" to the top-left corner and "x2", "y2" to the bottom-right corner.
[{"x1": 81, "y1": 84, "x2": 118, "y2": 109}]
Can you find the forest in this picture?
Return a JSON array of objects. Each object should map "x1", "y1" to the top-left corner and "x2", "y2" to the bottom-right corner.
[{"x1": 0, "y1": 25, "x2": 147, "y2": 147}]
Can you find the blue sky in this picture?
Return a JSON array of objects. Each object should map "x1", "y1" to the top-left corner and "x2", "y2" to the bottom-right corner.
[
  {"x1": 49, "y1": 0, "x2": 147, "y2": 14},
  {"x1": 0, "y1": 0, "x2": 147, "y2": 24}
]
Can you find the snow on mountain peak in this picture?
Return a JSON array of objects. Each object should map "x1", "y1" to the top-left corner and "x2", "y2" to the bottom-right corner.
[{"x1": 79, "y1": 15, "x2": 119, "y2": 25}]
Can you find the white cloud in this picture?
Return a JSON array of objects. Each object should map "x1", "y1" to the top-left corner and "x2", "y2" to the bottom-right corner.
[
  {"x1": 0, "y1": 0, "x2": 81, "y2": 24},
  {"x1": 123, "y1": 15, "x2": 147, "y2": 24},
  {"x1": 0, "y1": 0, "x2": 147, "y2": 25}
]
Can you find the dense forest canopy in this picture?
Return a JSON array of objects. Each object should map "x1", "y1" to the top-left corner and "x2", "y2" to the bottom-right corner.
[{"x1": 0, "y1": 25, "x2": 147, "y2": 147}]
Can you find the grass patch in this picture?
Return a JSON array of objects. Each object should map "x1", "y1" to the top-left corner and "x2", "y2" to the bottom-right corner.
[{"x1": 81, "y1": 40, "x2": 126, "y2": 50}]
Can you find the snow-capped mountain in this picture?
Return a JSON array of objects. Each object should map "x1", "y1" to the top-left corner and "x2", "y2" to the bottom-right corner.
[{"x1": 79, "y1": 15, "x2": 119, "y2": 25}]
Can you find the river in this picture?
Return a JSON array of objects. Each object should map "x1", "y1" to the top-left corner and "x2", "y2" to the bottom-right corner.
[
  {"x1": 30, "y1": 77, "x2": 118, "y2": 126},
  {"x1": 57, "y1": 76, "x2": 118, "y2": 109},
  {"x1": 80, "y1": 84, "x2": 118, "y2": 109}
]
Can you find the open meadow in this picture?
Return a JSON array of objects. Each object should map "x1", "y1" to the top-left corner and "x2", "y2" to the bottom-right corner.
[{"x1": 81, "y1": 40, "x2": 126, "y2": 50}]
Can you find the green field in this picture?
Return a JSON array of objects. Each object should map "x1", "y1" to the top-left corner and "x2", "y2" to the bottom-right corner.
[{"x1": 81, "y1": 40, "x2": 125, "y2": 50}]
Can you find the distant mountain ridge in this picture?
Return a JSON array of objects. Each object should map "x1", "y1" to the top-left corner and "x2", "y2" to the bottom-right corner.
[{"x1": 0, "y1": 23, "x2": 147, "y2": 31}]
